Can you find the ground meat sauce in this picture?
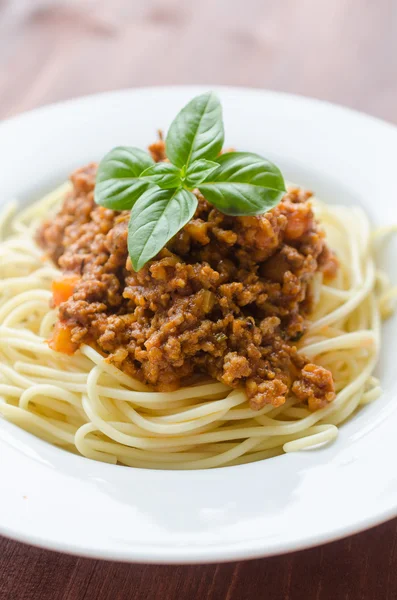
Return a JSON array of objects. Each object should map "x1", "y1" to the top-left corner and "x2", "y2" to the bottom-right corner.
[{"x1": 36, "y1": 142, "x2": 338, "y2": 411}]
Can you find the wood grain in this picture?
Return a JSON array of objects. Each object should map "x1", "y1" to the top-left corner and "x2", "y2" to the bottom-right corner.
[
  {"x1": 1, "y1": 519, "x2": 397, "y2": 600},
  {"x1": 1, "y1": 0, "x2": 397, "y2": 598}
]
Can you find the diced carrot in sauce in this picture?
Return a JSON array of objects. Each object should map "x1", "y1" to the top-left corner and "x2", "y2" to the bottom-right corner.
[
  {"x1": 284, "y1": 212, "x2": 309, "y2": 240},
  {"x1": 49, "y1": 322, "x2": 78, "y2": 355},
  {"x1": 51, "y1": 275, "x2": 80, "y2": 306}
]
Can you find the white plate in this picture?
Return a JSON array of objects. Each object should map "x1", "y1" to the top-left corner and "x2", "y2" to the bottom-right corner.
[{"x1": 0, "y1": 86, "x2": 396, "y2": 564}]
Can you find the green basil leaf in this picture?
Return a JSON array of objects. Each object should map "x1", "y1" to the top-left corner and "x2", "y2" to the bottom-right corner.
[
  {"x1": 128, "y1": 187, "x2": 198, "y2": 271},
  {"x1": 184, "y1": 159, "x2": 219, "y2": 188},
  {"x1": 140, "y1": 162, "x2": 182, "y2": 189},
  {"x1": 95, "y1": 146, "x2": 155, "y2": 210},
  {"x1": 198, "y1": 152, "x2": 286, "y2": 216},
  {"x1": 166, "y1": 92, "x2": 224, "y2": 168}
]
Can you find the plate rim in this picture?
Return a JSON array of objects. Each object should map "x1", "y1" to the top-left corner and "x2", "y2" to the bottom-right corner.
[{"x1": 2, "y1": 83, "x2": 396, "y2": 133}]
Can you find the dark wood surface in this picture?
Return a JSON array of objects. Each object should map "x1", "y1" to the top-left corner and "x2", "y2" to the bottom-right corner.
[
  {"x1": 1, "y1": 520, "x2": 397, "y2": 600},
  {"x1": 1, "y1": 1, "x2": 397, "y2": 598}
]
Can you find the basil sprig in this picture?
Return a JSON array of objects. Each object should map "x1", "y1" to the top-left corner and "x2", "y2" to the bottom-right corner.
[
  {"x1": 95, "y1": 92, "x2": 286, "y2": 271},
  {"x1": 128, "y1": 188, "x2": 197, "y2": 272},
  {"x1": 198, "y1": 152, "x2": 286, "y2": 216},
  {"x1": 95, "y1": 147, "x2": 155, "y2": 210}
]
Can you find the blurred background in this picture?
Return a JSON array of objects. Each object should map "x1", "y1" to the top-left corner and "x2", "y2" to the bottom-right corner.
[{"x1": 0, "y1": 0, "x2": 396, "y2": 122}]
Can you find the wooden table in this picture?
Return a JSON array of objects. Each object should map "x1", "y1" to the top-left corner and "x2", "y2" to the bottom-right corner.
[{"x1": 1, "y1": 1, "x2": 397, "y2": 598}]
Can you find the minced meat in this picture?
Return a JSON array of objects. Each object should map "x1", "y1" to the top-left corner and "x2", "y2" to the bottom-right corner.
[{"x1": 36, "y1": 143, "x2": 337, "y2": 410}]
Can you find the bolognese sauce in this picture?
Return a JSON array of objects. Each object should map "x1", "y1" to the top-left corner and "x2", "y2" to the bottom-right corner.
[{"x1": 36, "y1": 141, "x2": 338, "y2": 411}]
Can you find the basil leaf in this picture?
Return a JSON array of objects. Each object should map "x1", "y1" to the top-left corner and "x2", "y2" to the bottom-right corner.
[
  {"x1": 128, "y1": 187, "x2": 198, "y2": 271},
  {"x1": 95, "y1": 146, "x2": 155, "y2": 210},
  {"x1": 140, "y1": 162, "x2": 182, "y2": 189},
  {"x1": 166, "y1": 92, "x2": 224, "y2": 168},
  {"x1": 199, "y1": 152, "x2": 286, "y2": 216},
  {"x1": 184, "y1": 159, "x2": 219, "y2": 188}
]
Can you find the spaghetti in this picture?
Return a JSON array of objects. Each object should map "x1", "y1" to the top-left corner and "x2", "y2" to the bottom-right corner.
[{"x1": 0, "y1": 184, "x2": 395, "y2": 469}]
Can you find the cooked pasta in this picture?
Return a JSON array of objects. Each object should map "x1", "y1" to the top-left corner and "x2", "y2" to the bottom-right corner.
[{"x1": 0, "y1": 184, "x2": 395, "y2": 469}]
